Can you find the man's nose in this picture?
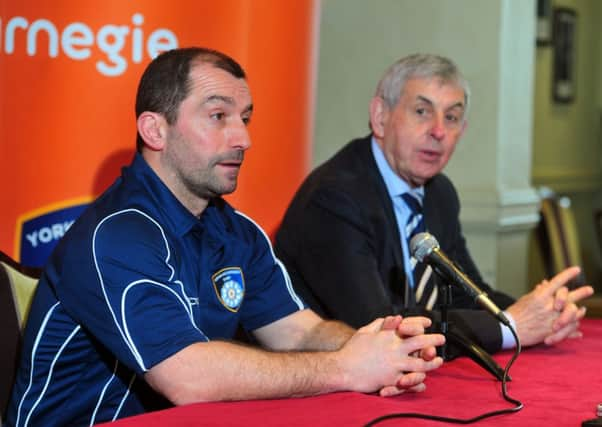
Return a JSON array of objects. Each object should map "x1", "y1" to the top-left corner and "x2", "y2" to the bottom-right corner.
[
  {"x1": 230, "y1": 120, "x2": 252, "y2": 150},
  {"x1": 430, "y1": 116, "x2": 446, "y2": 141}
]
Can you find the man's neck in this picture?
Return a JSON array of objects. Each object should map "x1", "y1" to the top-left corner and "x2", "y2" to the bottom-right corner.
[{"x1": 142, "y1": 151, "x2": 210, "y2": 217}]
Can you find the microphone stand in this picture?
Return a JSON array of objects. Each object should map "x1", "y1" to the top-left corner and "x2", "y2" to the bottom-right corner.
[{"x1": 438, "y1": 282, "x2": 508, "y2": 381}]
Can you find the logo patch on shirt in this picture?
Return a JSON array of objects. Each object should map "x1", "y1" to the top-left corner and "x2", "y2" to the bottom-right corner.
[{"x1": 212, "y1": 267, "x2": 245, "y2": 312}]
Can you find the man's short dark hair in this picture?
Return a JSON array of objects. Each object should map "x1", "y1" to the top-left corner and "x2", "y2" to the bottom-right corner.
[{"x1": 135, "y1": 47, "x2": 246, "y2": 152}]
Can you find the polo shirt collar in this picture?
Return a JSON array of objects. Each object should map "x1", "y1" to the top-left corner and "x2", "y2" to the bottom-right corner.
[{"x1": 125, "y1": 153, "x2": 199, "y2": 236}]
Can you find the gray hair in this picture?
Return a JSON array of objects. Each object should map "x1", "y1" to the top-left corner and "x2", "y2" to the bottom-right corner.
[{"x1": 375, "y1": 54, "x2": 470, "y2": 114}]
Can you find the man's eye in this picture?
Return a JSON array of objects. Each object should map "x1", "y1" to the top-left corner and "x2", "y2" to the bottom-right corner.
[
  {"x1": 242, "y1": 116, "x2": 251, "y2": 126},
  {"x1": 211, "y1": 112, "x2": 225, "y2": 121},
  {"x1": 446, "y1": 114, "x2": 458, "y2": 122},
  {"x1": 416, "y1": 108, "x2": 425, "y2": 115}
]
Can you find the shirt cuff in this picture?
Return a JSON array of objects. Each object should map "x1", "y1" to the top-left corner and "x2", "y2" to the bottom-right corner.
[{"x1": 500, "y1": 311, "x2": 517, "y2": 349}]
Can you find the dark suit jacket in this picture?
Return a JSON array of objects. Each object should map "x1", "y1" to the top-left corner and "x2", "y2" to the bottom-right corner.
[{"x1": 275, "y1": 135, "x2": 515, "y2": 354}]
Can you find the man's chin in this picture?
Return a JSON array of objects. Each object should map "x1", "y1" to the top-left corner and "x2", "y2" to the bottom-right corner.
[
  {"x1": 414, "y1": 166, "x2": 443, "y2": 184},
  {"x1": 215, "y1": 181, "x2": 238, "y2": 197}
]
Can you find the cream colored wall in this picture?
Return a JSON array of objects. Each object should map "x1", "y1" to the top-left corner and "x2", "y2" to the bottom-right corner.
[
  {"x1": 531, "y1": 0, "x2": 602, "y2": 287},
  {"x1": 314, "y1": 0, "x2": 540, "y2": 296},
  {"x1": 315, "y1": 0, "x2": 501, "y2": 175}
]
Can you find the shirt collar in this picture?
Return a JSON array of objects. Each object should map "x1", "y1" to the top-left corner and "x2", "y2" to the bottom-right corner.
[
  {"x1": 370, "y1": 136, "x2": 424, "y2": 201},
  {"x1": 124, "y1": 153, "x2": 199, "y2": 236}
]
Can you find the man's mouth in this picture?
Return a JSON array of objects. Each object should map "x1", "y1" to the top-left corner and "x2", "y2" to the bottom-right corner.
[
  {"x1": 216, "y1": 159, "x2": 243, "y2": 173},
  {"x1": 418, "y1": 149, "x2": 441, "y2": 161},
  {"x1": 216, "y1": 163, "x2": 242, "y2": 174},
  {"x1": 215, "y1": 151, "x2": 244, "y2": 169}
]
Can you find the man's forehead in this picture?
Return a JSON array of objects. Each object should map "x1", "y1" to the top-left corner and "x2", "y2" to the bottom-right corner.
[
  {"x1": 188, "y1": 63, "x2": 251, "y2": 102},
  {"x1": 402, "y1": 77, "x2": 465, "y2": 108}
]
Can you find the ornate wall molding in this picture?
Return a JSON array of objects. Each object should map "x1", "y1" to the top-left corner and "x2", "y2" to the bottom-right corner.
[{"x1": 458, "y1": 187, "x2": 541, "y2": 232}]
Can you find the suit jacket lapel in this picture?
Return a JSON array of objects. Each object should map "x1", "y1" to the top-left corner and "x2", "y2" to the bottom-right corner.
[
  {"x1": 423, "y1": 179, "x2": 444, "y2": 241},
  {"x1": 357, "y1": 136, "x2": 416, "y2": 307}
]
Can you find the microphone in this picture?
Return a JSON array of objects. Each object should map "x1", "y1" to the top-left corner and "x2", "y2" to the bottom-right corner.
[{"x1": 410, "y1": 232, "x2": 511, "y2": 327}]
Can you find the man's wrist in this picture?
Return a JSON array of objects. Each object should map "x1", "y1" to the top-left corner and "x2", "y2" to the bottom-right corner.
[{"x1": 500, "y1": 311, "x2": 517, "y2": 349}]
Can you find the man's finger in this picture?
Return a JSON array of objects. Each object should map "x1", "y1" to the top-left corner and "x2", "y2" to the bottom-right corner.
[
  {"x1": 575, "y1": 306, "x2": 587, "y2": 321},
  {"x1": 358, "y1": 317, "x2": 386, "y2": 333},
  {"x1": 568, "y1": 285, "x2": 595, "y2": 303},
  {"x1": 554, "y1": 287, "x2": 569, "y2": 311},
  {"x1": 379, "y1": 385, "x2": 405, "y2": 397},
  {"x1": 397, "y1": 352, "x2": 444, "y2": 373},
  {"x1": 553, "y1": 303, "x2": 579, "y2": 330},
  {"x1": 379, "y1": 382, "x2": 426, "y2": 396},
  {"x1": 544, "y1": 321, "x2": 580, "y2": 345},
  {"x1": 419, "y1": 346, "x2": 439, "y2": 361},
  {"x1": 541, "y1": 266, "x2": 582, "y2": 296},
  {"x1": 400, "y1": 316, "x2": 432, "y2": 328},
  {"x1": 397, "y1": 322, "x2": 426, "y2": 337},
  {"x1": 406, "y1": 383, "x2": 427, "y2": 393},
  {"x1": 381, "y1": 315, "x2": 403, "y2": 331},
  {"x1": 400, "y1": 334, "x2": 446, "y2": 358},
  {"x1": 396, "y1": 372, "x2": 426, "y2": 389}
]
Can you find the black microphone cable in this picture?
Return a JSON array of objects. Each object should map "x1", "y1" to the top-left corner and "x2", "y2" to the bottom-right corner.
[{"x1": 363, "y1": 316, "x2": 523, "y2": 426}]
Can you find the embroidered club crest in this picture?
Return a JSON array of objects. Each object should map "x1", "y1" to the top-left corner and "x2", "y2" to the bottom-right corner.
[{"x1": 212, "y1": 267, "x2": 245, "y2": 312}]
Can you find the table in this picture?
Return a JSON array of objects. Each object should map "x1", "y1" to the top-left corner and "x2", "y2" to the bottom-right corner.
[{"x1": 101, "y1": 319, "x2": 602, "y2": 426}]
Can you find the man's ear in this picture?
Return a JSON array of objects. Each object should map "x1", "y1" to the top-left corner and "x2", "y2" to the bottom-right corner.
[
  {"x1": 137, "y1": 112, "x2": 166, "y2": 151},
  {"x1": 369, "y1": 97, "x2": 388, "y2": 139},
  {"x1": 459, "y1": 119, "x2": 468, "y2": 139}
]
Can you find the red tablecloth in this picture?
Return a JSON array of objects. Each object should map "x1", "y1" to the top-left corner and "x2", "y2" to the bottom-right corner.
[{"x1": 101, "y1": 319, "x2": 602, "y2": 426}]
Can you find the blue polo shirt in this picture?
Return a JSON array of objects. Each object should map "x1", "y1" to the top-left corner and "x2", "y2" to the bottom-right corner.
[{"x1": 7, "y1": 154, "x2": 305, "y2": 427}]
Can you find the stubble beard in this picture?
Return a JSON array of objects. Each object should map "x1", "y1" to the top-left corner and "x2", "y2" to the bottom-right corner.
[{"x1": 182, "y1": 151, "x2": 244, "y2": 200}]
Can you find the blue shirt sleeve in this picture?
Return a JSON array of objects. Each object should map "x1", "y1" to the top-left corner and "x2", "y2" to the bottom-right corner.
[
  {"x1": 233, "y1": 211, "x2": 306, "y2": 331},
  {"x1": 58, "y1": 209, "x2": 207, "y2": 374}
]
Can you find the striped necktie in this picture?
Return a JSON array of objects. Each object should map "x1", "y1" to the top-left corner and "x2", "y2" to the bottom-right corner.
[
  {"x1": 401, "y1": 192, "x2": 424, "y2": 246},
  {"x1": 401, "y1": 192, "x2": 437, "y2": 309}
]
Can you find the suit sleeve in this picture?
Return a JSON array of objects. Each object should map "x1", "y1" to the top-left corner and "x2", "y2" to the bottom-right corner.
[{"x1": 276, "y1": 187, "x2": 398, "y2": 329}]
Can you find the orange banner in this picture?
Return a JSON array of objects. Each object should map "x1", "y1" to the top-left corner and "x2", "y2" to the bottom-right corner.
[{"x1": 0, "y1": 1, "x2": 317, "y2": 265}]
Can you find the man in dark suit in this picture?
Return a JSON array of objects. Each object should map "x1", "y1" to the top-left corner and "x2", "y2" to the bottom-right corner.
[{"x1": 275, "y1": 54, "x2": 593, "y2": 355}]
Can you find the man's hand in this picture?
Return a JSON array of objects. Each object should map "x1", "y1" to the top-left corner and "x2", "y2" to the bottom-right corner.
[
  {"x1": 378, "y1": 315, "x2": 439, "y2": 396},
  {"x1": 381, "y1": 315, "x2": 438, "y2": 360},
  {"x1": 506, "y1": 266, "x2": 594, "y2": 347},
  {"x1": 337, "y1": 316, "x2": 444, "y2": 397},
  {"x1": 545, "y1": 270, "x2": 593, "y2": 344}
]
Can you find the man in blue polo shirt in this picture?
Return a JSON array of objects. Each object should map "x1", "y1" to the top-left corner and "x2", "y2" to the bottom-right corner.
[{"x1": 6, "y1": 47, "x2": 445, "y2": 426}]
